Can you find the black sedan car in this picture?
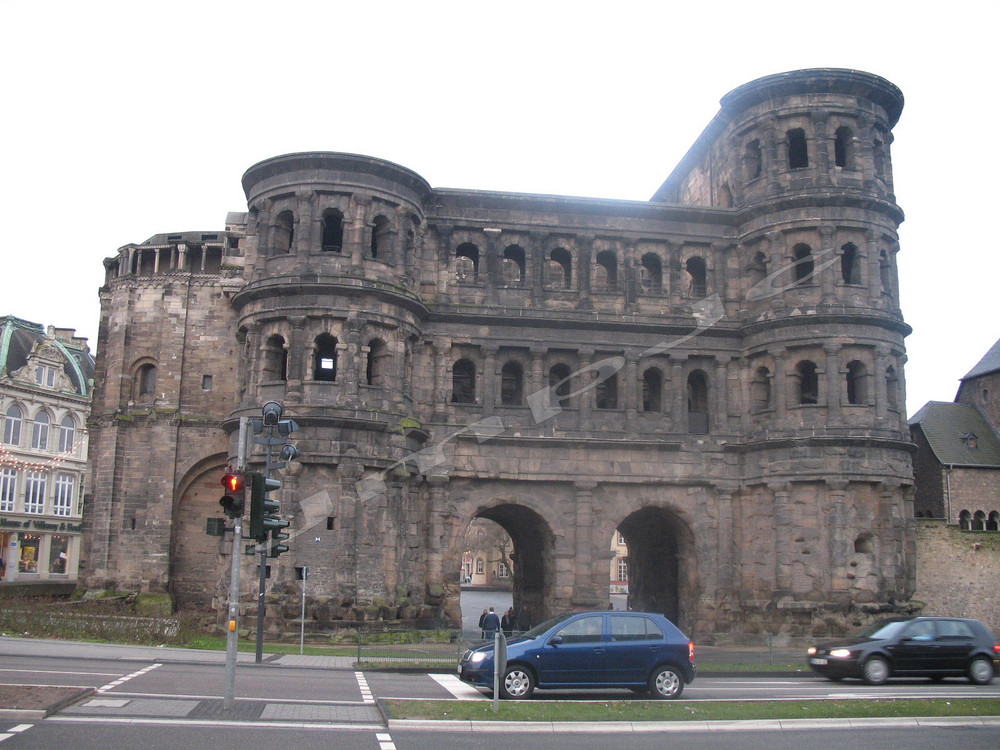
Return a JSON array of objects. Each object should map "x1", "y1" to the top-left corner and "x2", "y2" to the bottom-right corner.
[
  {"x1": 458, "y1": 610, "x2": 696, "y2": 699},
  {"x1": 807, "y1": 616, "x2": 1000, "y2": 685}
]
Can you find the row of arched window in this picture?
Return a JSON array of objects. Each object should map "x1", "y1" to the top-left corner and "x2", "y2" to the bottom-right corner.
[
  {"x1": 260, "y1": 334, "x2": 390, "y2": 386},
  {"x1": 743, "y1": 123, "x2": 888, "y2": 183},
  {"x1": 959, "y1": 510, "x2": 1000, "y2": 532},
  {"x1": 2, "y1": 405, "x2": 80, "y2": 454},
  {"x1": 268, "y1": 208, "x2": 400, "y2": 260},
  {"x1": 452, "y1": 240, "x2": 892, "y2": 299},
  {"x1": 750, "y1": 360, "x2": 900, "y2": 411}
]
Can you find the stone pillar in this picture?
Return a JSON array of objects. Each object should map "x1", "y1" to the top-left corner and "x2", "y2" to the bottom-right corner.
[
  {"x1": 482, "y1": 345, "x2": 499, "y2": 415},
  {"x1": 286, "y1": 316, "x2": 308, "y2": 402},
  {"x1": 771, "y1": 482, "x2": 792, "y2": 594},
  {"x1": 425, "y1": 475, "x2": 450, "y2": 587},
  {"x1": 578, "y1": 348, "x2": 594, "y2": 429},
  {"x1": 576, "y1": 235, "x2": 594, "y2": 310},
  {"x1": 819, "y1": 225, "x2": 836, "y2": 303},
  {"x1": 874, "y1": 347, "x2": 889, "y2": 423},
  {"x1": 572, "y1": 481, "x2": 601, "y2": 608},
  {"x1": 296, "y1": 190, "x2": 315, "y2": 256},
  {"x1": 431, "y1": 337, "x2": 451, "y2": 421},
  {"x1": 826, "y1": 479, "x2": 850, "y2": 594},
  {"x1": 672, "y1": 361, "x2": 685, "y2": 432},
  {"x1": 624, "y1": 353, "x2": 639, "y2": 431},
  {"x1": 714, "y1": 356, "x2": 729, "y2": 433},
  {"x1": 825, "y1": 343, "x2": 841, "y2": 425}
]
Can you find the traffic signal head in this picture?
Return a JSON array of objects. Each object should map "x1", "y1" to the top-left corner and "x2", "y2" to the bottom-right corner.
[
  {"x1": 219, "y1": 471, "x2": 246, "y2": 518},
  {"x1": 249, "y1": 471, "x2": 291, "y2": 543}
]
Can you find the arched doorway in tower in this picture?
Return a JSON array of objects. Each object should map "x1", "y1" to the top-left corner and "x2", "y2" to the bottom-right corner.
[
  {"x1": 170, "y1": 460, "x2": 231, "y2": 609},
  {"x1": 616, "y1": 507, "x2": 695, "y2": 629},
  {"x1": 458, "y1": 503, "x2": 555, "y2": 633}
]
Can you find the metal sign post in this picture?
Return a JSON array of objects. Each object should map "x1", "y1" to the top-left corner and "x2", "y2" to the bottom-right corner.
[
  {"x1": 492, "y1": 632, "x2": 507, "y2": 712},
  {"x1": 300, "y1": 566, "x2": 309, "y2": 655}
]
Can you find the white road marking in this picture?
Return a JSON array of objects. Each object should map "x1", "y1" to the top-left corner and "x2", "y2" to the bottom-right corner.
[
  {"x1": 355, "y1": 671, "x2": 375, "y2": 704},
  {"x1": 99, "y1": 663, "x2": 162, "y2": 691},
  {"x1": 430, "y1": 673, "x2": 489, "y2": 700}
]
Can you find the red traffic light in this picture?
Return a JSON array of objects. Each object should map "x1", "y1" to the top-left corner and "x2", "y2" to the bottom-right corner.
[{"x1": 221, "y1": 472, "x2": 245, "y2": 493}]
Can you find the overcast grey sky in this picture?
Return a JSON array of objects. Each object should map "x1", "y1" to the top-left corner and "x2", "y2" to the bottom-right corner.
[{"x1": 2, "y1": 0, "x2": 996, "y2": 417}]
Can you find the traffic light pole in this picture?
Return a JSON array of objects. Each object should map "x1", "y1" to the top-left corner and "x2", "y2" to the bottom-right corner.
[
  {"x1": 223, "y1": 417, "x2": 251, "y2": 711},
  {"x1": 255, "y1": 421, "x2": 276, "y2": 664}
]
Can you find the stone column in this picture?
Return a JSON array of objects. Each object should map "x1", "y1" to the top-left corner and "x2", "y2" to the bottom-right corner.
[
  {"x1": 819, "y1": 225, "x2": 836, "y2": 303},
  {"x1": 874, "y1": 347, "x2": 889, "y2": 423},
  {"x1": 672, "y1": 361, "x2": 685, "y2": 432},
  {"x1": 572, "y1": 482, "x2": 601, "y2": 608},
  {"x1": 482, "y1": 344, "x2": 499, "y2": 415},
  {"x1": 576, "y1": 235, "x2": 594, "y2": 310},
  {"x1": 425, "y1": 474, "x2": 450, "y2": 587},
  {"x1": 773, "y1": 347, "x2": 787, "y2": 420},
  {"x1": 624, "y1": 353, "x2": 639, "y2": 431},
  {"x1": 826, "y1": 479, "x2": 850, "y2": 594},
  {"x1": 286, "y1": 316, "x2": 308, "y2": 402},
  {"x1": 771, "y1": 482, "x2": 792, "y2": 594},
  {"x1": 825, "y1": 343, "x2": 841, "y2": 425},
  {"x1": 578, "y1": 348, "x2": 594, "y2": 429},
  {"x1": 296, "y1": 190, "x2": 315, "y2": 256}
]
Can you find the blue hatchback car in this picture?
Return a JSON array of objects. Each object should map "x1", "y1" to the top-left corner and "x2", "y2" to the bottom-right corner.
[{"x1": 458, "y1": 610, "x2": 696, "y2": 699}]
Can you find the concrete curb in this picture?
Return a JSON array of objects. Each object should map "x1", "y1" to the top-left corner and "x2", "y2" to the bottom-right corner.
[{"x1": 0, "y1": 687, "x2": 95, "y2": 721}]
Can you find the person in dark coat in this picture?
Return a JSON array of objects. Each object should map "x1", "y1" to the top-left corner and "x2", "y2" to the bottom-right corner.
[
  {"x1": 482, "y1": 607, "x2": 501, "y2": 639},
  {"x1": 501, "y1": 607, "x2": 514, "y2": 636},
  {"x1": 478, "y1": 609, "x2": 488, "y2": 638}
]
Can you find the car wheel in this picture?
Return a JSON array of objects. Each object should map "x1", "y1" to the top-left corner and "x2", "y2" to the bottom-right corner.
[
  {"x1": 968, "y1": 657, "x2": 995, "y2": 685},
  {"x1": 500, "y1": 665, "x2": 535, "y2": 699},
  {"x1": 648, "y1": 666, "x2": 685, "y2": 699},
  {"x1": 863, "y1": 656, "x2": 890, "y2": 685}
]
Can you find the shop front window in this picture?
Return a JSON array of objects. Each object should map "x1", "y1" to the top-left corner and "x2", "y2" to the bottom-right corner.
[
  {"x1": 49, "y1": 535, "x2": 69, "y2": 574},
  {"x1": 17, "y1": 533, "x2": 40, "y2": 574}
]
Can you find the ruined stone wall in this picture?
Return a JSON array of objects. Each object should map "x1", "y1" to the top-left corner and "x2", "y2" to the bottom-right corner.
[{"x1": 914, "y1": 520, "x2": 1000, "y2": 633}]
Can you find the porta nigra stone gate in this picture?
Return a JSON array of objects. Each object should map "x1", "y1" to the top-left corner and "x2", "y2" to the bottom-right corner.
[{"x1": 83, "y1": 69, "x2": 915, "y2": 638}]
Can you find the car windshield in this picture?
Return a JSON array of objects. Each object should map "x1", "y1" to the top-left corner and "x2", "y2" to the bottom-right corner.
[
  {"x1": 520, "y1": 612, "x2": 575, "y2": 638},
  {"x1": 855, "y1": 619, "x2": 909, "y2": 640}
]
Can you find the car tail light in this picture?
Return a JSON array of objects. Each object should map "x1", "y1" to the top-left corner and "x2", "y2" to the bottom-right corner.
[
  {"x1": 688, "y1": 641, "x2": 696, "y2": 662},
  {"x1": 993, "y1": 642, "x2": 1000, "y2": 655}
]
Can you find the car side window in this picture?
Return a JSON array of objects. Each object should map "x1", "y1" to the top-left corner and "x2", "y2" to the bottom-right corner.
[
  {"x1": 936, "y1": 620, "x2": 975, "y2": 639},
  {"x1": 610, "y1": 615, "x2": 665, "y2": 642},
  {"x1": 903, "y1": 621, "x2": 936, "y2": 641},
  {"x1": 554, "y1": 615, "x2": 604, "y2": 644}
]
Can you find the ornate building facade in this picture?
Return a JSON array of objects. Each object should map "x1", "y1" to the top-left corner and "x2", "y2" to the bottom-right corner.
[
  {"x1": 83, "y1": 69, "x2": 915, "y2": 637},
  {"x1": 1, "y1": 317, "x2": 94, "y2": 584}
]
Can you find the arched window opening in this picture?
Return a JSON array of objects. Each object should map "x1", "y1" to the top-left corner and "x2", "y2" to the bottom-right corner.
[
  {"x1": 787, "y1": 128, "x2": 808, "y2": 169},
  {"x1": 549, "y1": 363, "x2": 572, "y2": 408},
  {"x1": 988, "y1": 511, "x2": 1000, "y2": 532},
  {"x1": 642, "y1": 368, "x2": 662, "y2": 412},
  {"x1": 752, "y1": 366, "x2": 772, "y2": 411},
  {"x1": 370, "y1": 215, "x2": 391, "y2": 260},
  {"x1": 366, "y1": 338, "x2": 388, "y2": 387},
  {"x1": 500, "y1": 361, "x2": 523, "y2": 405},
  {"x1": 593, "y1": 251, "x2": 617, "y2": 291},
  {"x1": 854, "y1": 533, "x2": 874, "y2": 553},
  {"x1": 745, "y1": 138, "x2": 762, "y2": 181},
  {"x1": 59, "y1": 415, "x2": 76, "y2": 454},
  {"x1": 502, "y1": 245, "x2": 525, "y2": 286},
  {"x1": 685, "y1": 256, "x2": 707, "y2": 299},
  {"x1": 451, "y1": 359, "x2": 476, "y2": 403},
  {"x1": 841, "y1": 243, "x2": 860, "y2": 284},
  {"x1": 640, "y1": 253, "x2": 663, "y2": 294},
  {"x1": 886, "y1": 365, "x2": 899, "y2": 411},
  {"x1": 687, "y1": 370, "x2": 709, "y2": 434},
  {"x1": 548, "y1": 248, "x2": 573, "y2": 289},
  {"x1": 455, "y1": 243, "x2": 480, "y2": 281},
  {"x1": 959, "y1": 510, "x2": 972, "y2": 531},
  {"x1": 846, "y1": 360, "x2": 868, "y2": 405},
  {"x1": 137, "y1": 364, "x2": 157, "y2": 402},
  {"x1": 31, "y1": 411, "x2": 49, "y2": 451},
  {"x1": 595, "y1": 372, "x2": 618, "y2": 409},
  {"x1": 796, "y1": 360, "x2": 819, "y2": 405},
  {"x1": 321, "y1": 209, "x2": 344, "y2": 252},
  {"x1": 793, "y1": 244, "x2": 814, "y2": 285},
  {"x1": 263, "y1": 335, "x2": 288, "y2": 382},
  {"x1": 835, "y1": 126, "x2": 854, "y2": 169},
  {"x1": 274, "y1": 210, "x2": 294, "y2": 255},
  {"x1": 3, "y1": 405, "x2": 22, "y2": 445},
  {"x1": 973, "y1": 511, "x2": 987, "y2": 531},
  {"x1": 313, "y1": 334, "x2": 339, "y2": 382}
]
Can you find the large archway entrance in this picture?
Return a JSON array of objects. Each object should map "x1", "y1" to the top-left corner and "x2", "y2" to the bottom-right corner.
[
  {"x1": 460, "y1": 503, "x2": 554, "y2": 631},
  {"x1": 617, "y1": 506, "x2": 695, "y2": 629}
]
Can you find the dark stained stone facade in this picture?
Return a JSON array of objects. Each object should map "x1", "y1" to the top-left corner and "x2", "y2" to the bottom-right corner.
[{"x1": 83, "y1": 69, "x2": 916, "y2": 637}]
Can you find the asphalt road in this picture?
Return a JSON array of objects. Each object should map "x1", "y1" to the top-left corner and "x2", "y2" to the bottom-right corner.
[{"x1": 0, "y1": 637, "x2": 998, "y2": 750}]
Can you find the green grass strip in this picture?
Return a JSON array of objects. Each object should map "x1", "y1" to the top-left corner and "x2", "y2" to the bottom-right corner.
[{"x1": 384, "y1": 698, "x2": 1000, "y2": 722}]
